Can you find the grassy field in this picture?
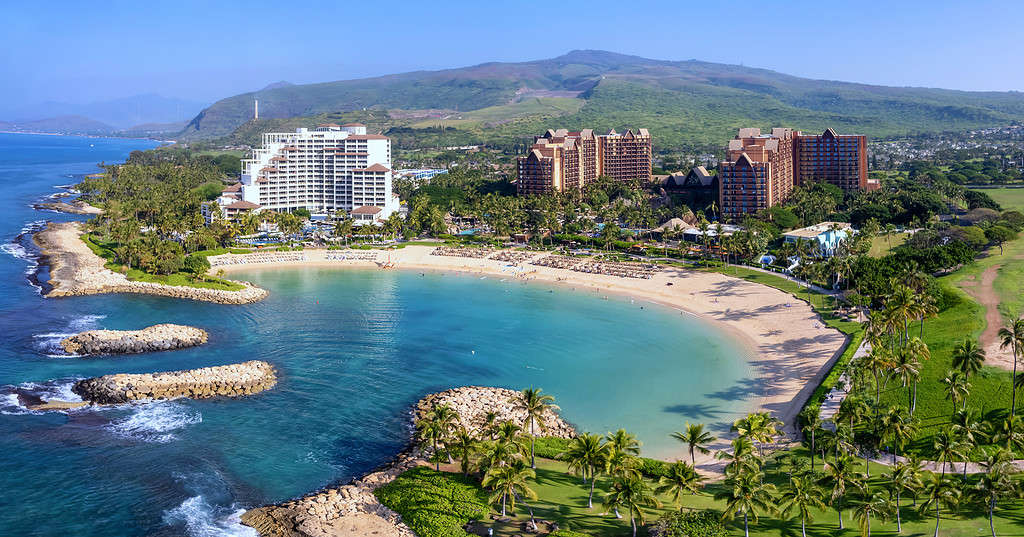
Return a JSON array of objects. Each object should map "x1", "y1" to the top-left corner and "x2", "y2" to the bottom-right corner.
[
  {"x1": 409, "y1": 97, "x2": 585, "y2": 129},
  {"x1": 868, "y1": 233, "x2": 909, "y2": 257},
  {"x1": 384, "y1": 454, "x2": 1024, "y2": 537},
  {"x1": 974, "y1": 187, "x2": 1024, "y2": 212}
]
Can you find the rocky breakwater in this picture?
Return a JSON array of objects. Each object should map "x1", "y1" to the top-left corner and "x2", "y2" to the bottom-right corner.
[
  {"x1": 33, "y1": 221, "x2": 268, "y2": 304},
  {"x1": 240, "y1": 386, "x2": 577, "y2": 537},
  {"x1": 71, "y1": 360, "x2": 277, "y2": 404},
  {"x1": 417, "y1": 386, "x2": 577, "y2": 439},
  {"x1": 60, "y1": 324, "x2": 208, "y2": 355}
]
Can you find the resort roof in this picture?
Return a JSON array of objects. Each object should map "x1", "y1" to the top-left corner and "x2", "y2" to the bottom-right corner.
[
  {"x1": 356, "y1": 163, "x2": 390, "y2": 172},
  {"x1": 347, "y1": 134, "x2": 389, "y2": 140},
  {"x1": 223, "y1": 183, "x2": 242, "y2": 192},
  {"x1": 225, "y1": 201, "x2": 260, "y2": 210},
  {"x1": 351, "y1": 205, "x2": 383, "y2": 215},
  {"x1": 783, "y1": 222, "x2": 853, "y2": 238}
]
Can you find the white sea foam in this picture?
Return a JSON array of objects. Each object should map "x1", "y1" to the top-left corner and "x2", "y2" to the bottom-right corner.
[
  {"x1": 34, "y1": 314, "x2": 106, "y2": 355},
  {"x1": 107, "y1": 401, "x2": 201, "y2": 443},
  {"x1": 163, "y1": 496, "x2": 257, "y2": 537},
  {"x1": 0, "y1": 379, "x2": 83, "y2": 414},
  {"x1": 0, "y1": 392, "x2": 30, "y2": 415}
]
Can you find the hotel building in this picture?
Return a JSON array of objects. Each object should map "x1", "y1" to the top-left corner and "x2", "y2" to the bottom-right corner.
[
  {"x1": 794, "y1": 128, "x2": 873, "y2": 192},
  {"x1": 226, "y1": 123, "x2": 399, "y2": 224},
  {"x1": 719, "y1": 128, "x2": 796, "y2": 219},
  {"x1": 516, "y1": 128, "x2": 652, "y2": 195},
  {"x1": 719, "y1": 127, "x2": 872, "y2": 219}
]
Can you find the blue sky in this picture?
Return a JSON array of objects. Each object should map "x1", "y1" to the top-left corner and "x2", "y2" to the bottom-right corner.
[{"x1": 2, "y1": 0, "x2": 1020, "y2": 113}]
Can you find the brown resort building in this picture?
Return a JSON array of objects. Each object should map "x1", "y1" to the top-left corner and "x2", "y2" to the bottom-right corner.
[
  {"x1": 719, "y1": 127, "x2": 872, "y2": 219},
  {"x1": 516, "y1": 128, "x2": 652, "y2": 195}
]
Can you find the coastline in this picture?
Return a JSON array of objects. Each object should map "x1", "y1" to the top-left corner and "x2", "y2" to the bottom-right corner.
[
  {"x1": 215, "y1": 246, "x2": 849, "y2": 441},
  {"x1": 32, "y1": 221, "x2": 267, "y2": 304}
]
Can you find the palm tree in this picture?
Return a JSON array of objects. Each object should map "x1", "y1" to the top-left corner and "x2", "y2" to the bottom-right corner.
[
  {"x1": 918, "y1": 473, "x2": 961, "y2": 537},
  {"x1": 879, "y1": 406, "x2": 917, "y2": 464},
  {"x1": 732, "y1": 412, "x2": 782, "y2": 456},
  {"x1": 717, "y1": 436, "x2": 762, "y2": 477},
  {"x1": 714, "y1": 470, "x2": 777, "y2": 537},
  {"x1": 561, "y1": 433, "x2": 609, "y2": 508},
  {"x1": 888, "y1": 461, "x2": 923, "y2": 533},
  {"x1": 953, "y1": 338, "x2": 987, "y2": 381},
  {"x1": 933, "y1": 429, "x2": 967, "y2": 477},
  {"x1": 821, "y1": 454, "x2": 864, "y2": 530},
  {"x1": 671, "y1": 422, "x2": 716, "y2": 467},
  {"x1": 656, "y1": 461, "x2": 704, "y2": 504},
  {"x1": 415, "y1": 404, "x2": 459, "y2": 471},
  {"x1": 998, "y1": 318, "x2": 1024, "y2": 416},
  {"x1": 778, "y1": 475, "x2": 827, "y2": 537},
  {"x1": 481, "y1": 461, "x2": 537, "y2": 517},
  {"x1": 892, "y1": 348, "x2": 921, "y2": 412},
  {"x1": 941, "y1": 370, "x2": 971, "y2": 414},
  {"x1": 517, "y1": 388, "x2": 558, "y2": 468},
  {"x1": 604, "y1": 475, "x2": 662, "y2": 537},
  {"x1": 799, "y1": 407, "x2": 824, "y2": 470},
  {"x1": 973, "y1": 450, "x2": 1016, "y2": 537},
  {"x1": 449, "y1": 427, "x2": 479, "y2": 477},
  {"x1": 906, "y1": 338, "x2": 931, "y2": 415},
  {"x1": 606, "y1": 429, "x2": 641, "y2": 456},
  {"x1": 987, "y1": 414, "x2": 1024, "y2": 452},
  {"x1": 860, "y1": 348, "x2": 893, "y2": 407},
  {"x1": 952, "y1": 408, "x2": 983, "y2": 478},
  {"x1": 853, "y1": 491, "x2": 894, "y2": 537}
]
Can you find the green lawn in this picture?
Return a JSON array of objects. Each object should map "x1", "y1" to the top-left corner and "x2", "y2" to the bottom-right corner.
[
  {"x1": 81, "y1": 234, "x2": 245, "y2": 291},
  {"x1": 384, "y1": 454, "x2": 1024, "y2": 537},
  {"x1": 868, "y1": 233, "x2": 909, "y2": 257},
  {"x1": 974, "y1": 187, "x2": 1024, "y2": 212}
]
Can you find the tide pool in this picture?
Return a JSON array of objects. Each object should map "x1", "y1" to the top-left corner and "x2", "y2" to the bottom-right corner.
[{"x1": 0, "y1": 133, "x2": 759, "y2": 537}]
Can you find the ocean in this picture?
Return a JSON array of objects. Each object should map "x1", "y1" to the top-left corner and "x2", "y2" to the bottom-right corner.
[{"x1": 0, "y1": 132, "x2": 756, "y2": 536}]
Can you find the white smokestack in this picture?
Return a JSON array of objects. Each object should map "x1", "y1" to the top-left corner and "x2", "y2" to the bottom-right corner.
[{"x1": 254, "y1": 99, "x2": 259, "y2": 120}]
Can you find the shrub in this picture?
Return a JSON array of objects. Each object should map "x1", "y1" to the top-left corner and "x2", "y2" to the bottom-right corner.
[
  {"x1": 636, "y1": 457, "x2": 671, "y2": 479},
  {"x1": 182, "y1": 254, "x2": 211, "y2": 275},
  {"x1": 651, "y1": 510, "x2": 729, "y2": 537},
  {"x1": 549, "y1": 530, "x2": 591, "y2": 537},
  {"x1": 533, "y1": 436, "x2": 572, "y2": 460},
  {"x1": 375, "y1": 467, "x2": 488, "y2": 537}
]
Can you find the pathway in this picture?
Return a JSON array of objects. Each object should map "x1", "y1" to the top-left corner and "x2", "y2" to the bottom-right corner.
[{"x1": 961, "y1": 263, "x2": 1016, "y2": 370}]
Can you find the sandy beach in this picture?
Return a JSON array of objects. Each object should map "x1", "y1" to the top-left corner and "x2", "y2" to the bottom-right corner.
[{"x1": 214, "y1": 246, "x2": 849, "y2": 443}]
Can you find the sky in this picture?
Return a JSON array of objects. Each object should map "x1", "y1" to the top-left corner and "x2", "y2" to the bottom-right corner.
[{"x1": 1, "y1": 0, "x2": 1021, "y2": 118}]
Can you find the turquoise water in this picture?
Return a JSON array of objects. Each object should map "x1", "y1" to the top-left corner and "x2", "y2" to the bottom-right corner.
[{"x1": 0, "y1": 133, "x2": 758, "y2": 537}]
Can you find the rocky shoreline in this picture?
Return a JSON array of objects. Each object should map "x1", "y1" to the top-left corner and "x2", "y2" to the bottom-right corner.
[
  {"x1": 240, "y1": 386, "x2": 577, "y2": 537},
  {"x1": 60, "y1": 323, "x2": 208, "y2": 355},
  {"x1": 32, "y1": 221, "x2": 267, "y2": 304},
  {"x1": 32, "y1": 199, "x2": 103, "y2": 215},
  {"x1": 70, "y1": 360, "x2": 277, "y2": 404}
]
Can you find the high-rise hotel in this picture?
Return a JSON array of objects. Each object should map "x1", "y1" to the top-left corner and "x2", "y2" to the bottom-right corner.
[
  {"x1": 719, "y1": 127, "x2": 872, "y2": 219},
  {"x1": 516, "y1": 128, "x2": 652, "y2": 195},
  {"x1": 226, "y1": 123, "x2": 399, "y2": 222}
]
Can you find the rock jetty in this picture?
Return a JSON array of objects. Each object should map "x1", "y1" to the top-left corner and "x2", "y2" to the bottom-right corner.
[
  {"x1": 417, "y1": 386, "x2": 577, "y2": 439},
  {"x1": 33, "y1": 221, "x2": 267, "y2": 304},
  {"x1": 71, "y1": 360, "x2": 277, "y2": 404},
  {"x1": 60, "y1": 324, "x2": 208, "y2": 355},
  {"x1": 241, "y1": 386, "x2": 577, "y2": 537},
  {"x1": 33, "y1": 200, "x2": 103, "y2": 215}
]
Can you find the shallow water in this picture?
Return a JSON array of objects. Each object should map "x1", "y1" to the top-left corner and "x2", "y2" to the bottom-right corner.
[{"x1": 0, "y1": 133, "x2": 759, "y2": 536}]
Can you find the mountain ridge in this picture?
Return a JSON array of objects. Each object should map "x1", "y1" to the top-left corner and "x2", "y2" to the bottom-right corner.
[{"x1": 177, "y1": 50, "x2": 1024, "y2": 148}]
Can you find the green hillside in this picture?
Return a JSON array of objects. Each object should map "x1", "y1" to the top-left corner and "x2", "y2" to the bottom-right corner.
[{"x1": 180, "y1": 50, "x2": 1024, "y2": 150}]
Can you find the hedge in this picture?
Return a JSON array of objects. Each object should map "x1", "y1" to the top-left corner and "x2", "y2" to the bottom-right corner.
[{"x1": 374, "y1": 466, "x2": 489, "y2": 537}]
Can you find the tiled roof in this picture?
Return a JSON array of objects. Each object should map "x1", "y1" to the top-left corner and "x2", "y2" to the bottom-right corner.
[
  {"x1": 351, "y1": 205, "x2": 383, "y2": 215},
  {"x1": 226, "y1": 201, "x2": 261, "y2": 209},
  {"x1": 356, "y1": 163, "x2": 390, "y2": 172}
]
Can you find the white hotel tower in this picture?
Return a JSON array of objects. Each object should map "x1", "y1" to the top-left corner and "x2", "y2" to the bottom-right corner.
[{"x1": 237, "y1": 123, "x2": 399, "y2": 222}]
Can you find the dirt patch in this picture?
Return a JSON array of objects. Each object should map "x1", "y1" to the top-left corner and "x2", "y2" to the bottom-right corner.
[{"x1": 961, "y1": 264, "x2": 1016, "y2": 370}]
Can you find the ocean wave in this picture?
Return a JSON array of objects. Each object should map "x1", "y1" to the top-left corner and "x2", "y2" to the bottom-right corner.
[
  {"x1": 0, "y1": 379, "x2": 83, "y2": 415},
  {"x1": 163, "y1": 495, "x2": 256, "y2": 537},
  {"x1": 5, "y1": 219, "x2": 48, "y2": 291},
  {"x1": 34, "y1": 314, "x2": 106, "y2": 356},
  {"x1": 107, "y1": 401, "x2": 202, "y2": 443}
]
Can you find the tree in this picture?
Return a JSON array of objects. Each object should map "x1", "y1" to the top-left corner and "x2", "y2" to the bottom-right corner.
[
  {"x1": 517, "y1": 388, "x2": 557, "y2": 468},
  {"x1": 671, "y1": 422, "x2": 716, "y2": 468},
  {"x1": 717, "y1": 436, "x2": 761, "y2": 477},
  {"x1": 918, "y1": 473, "x2": 961, "y2": 537},
  {"x1": 998, "y1": 318, "x2": 1024, "y2": 416},
  {"x1": 906, "y1": 338, "x2": 932, "y2": 414},
  {"x1": 778, "y1": 475, "x2": 826, "y2": 537},
  {"x1": 799, "y1": 407, "x2": 824, "y2": 470},
  {"x1": 481, "y1": 461, "x2": 537, "y2": 517},
  {"x1": 941, "y1": 370, "x2": 970, "y2": 414},
  {"x1": 714, "y1": 470, "x2": 776, "y2": 537},
  {"x1": 879, "y1": 406, "x2": 917, "y2": 464},
  {"x1": 952, "y1": 338, "x2": 987, "y2": 382},
  {"x1": 933, "y1": 429, "x2": 967, "y2": 477},
  {"x1": 656, "y1": 461, "x2": 705, "y2": 504},
  {"x1": 604, "y1": 475, "x2": 662, "y2": 537},
  {"x1": 415, "y1": 404, "x2": 459, "y2": 470},
  {"x1": 888, "y1": 461, "x2": 923, "y2": 533},
  {"x1": 561, "y1": 433, "x2": 609, "y2": 508},
  {"x1": 821, "y1": 454, "x2": 864, "y2": 530},
  {"x1": 972, "y1": 450, "x2": 1016, "y2": 537},
  {"x1": 892, "y1": 348, "x2": 921, "y2": 412},
  {"x1": 606, "y1": 429, "x2": 641, "y2": 456},
  {"x1": 852, "y1": 491, "x2": 894, "y2": 537},
  {"x1": 985, "y1": 225, "x2": 1017, "y2": 254},
  {"x1": 449, "y1": 427, "x2": 479, "y2": 477}
]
